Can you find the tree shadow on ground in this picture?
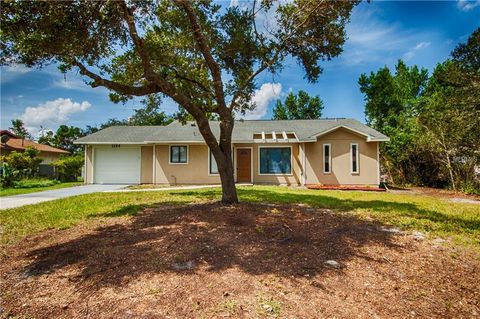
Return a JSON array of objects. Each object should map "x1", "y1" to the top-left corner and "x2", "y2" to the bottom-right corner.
[{"x1": 22, "y1": 201, "x2": 404, "y2": 290}]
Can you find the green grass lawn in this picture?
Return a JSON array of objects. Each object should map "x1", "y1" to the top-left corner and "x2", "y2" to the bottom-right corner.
[
  {"x1": 0, "y1": 181, "x2": 82, "y2": 197},
  {"x1": 0, "y1": 186, "x2": 479, "y2": 249}
]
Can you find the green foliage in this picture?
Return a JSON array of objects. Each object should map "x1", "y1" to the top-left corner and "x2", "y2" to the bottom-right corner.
[
  {"x1": 13, "y1": 178, "x2": 60, "y2": 189},
  {"x1": 52, "y1": 155, "x2": 84, "y2": 182},
  {"x1": 359, "y1": 60, "x2": 428, "y2": 131},
  {"x1": 359, "y1": 29, "x2": 480, "y2": 193},
  {"x1": 54, "y1": 125, "x2": 83, "y2": 154},
  {"x1": 418, "y1": 59, "x2": 480, "y2": 191},
  {"x1": 0, "y1": 147, "x2": 42, "y2": 185},
  {"x1": 359, "y1": 60, "x2": 430, "y2": 185},
  {"x1": 451, "y1": 27, "x2": 479, "y2": 71},
  {"x1": 38, "y1": 125, "x2": 82, "y2": 154},
  {"x1": 81, "y1": 95, "x2": 174, "y2": 135},
  {"x1": 129, "y1": 95, "x2": 174, "y2": 126},
  {"x1": 0, "y1": 162, "x2": 17, "y2": 188},
  {"x1": 0, "y1": 181, "x2": 81, "y2": 197},
  {"x1": 37, "y1": 129, "x2": 55, "y2": 146},
  {"x1": 9, "y1": 119, "x2": 31, "y2": 139},
  {"x1": 272, "y1": 90, "x2": 323, "y2": 120},
  {"x1": 0, "y1": 0, "x2": 357, "y2": 113}
]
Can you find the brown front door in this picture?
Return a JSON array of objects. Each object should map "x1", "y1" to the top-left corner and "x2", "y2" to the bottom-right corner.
[{"x1": 236, "y1": 148, "x2": 251, "y2": 183}]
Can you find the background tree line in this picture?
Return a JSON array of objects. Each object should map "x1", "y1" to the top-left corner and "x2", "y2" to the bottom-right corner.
[{"x1": 359, "y1": 28, "x2": 479, "y2": 194}]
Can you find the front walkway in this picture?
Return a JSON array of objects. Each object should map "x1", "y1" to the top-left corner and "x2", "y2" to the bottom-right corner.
[{"x1": 0, "y1": 184, "x2": 129, "y2": 210}]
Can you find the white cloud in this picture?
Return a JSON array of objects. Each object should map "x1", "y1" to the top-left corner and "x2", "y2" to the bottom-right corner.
[
  {"x1": 21, "y1": 98, "x2": 91, "y2": 130},
  {"x1": 53, "y1": 77, "x2": 90, "y2": 91},
  {"x1": 0, "y1": 64, "x2": 31, "y2": 84},
  {"x1": 457, "y1": 0, "x2": 480, "y2": 11},
  {"x1": 3, "y1": 64, "x2": 30, "y2": 74},
  {"x1": 338, "y1": 5, "x2": 434, "y2": 66},
  {"x1": 403, "y1": 41, "x2": 431, "y2": 60},
  {"x1": 348, "y1": 26, "x2": 397, "y2": 46},
  {"x1": 241, "y1": 82, "x2": 283, "y2": 120}
]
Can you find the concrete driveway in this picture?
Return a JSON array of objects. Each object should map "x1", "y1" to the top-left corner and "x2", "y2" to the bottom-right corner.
[{"x1": 0, "y1": 184, "x2": 129, "y2": 210}]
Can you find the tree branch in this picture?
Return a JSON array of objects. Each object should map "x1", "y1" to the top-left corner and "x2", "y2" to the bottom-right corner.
[
  {"x1": 117, "y1": 1, "x2": 221, "y2": 140},
  {"x1": 119, "y1": 1, "x2": 216, "y2": 102},
  {"x1": 174, "y1": 0, "x2": 228, "y2": 113},
  {"x1": 118, "y1": 0, "x2": 158, "y2": 82},
  {"x1": 73, "y1": 60, "x2": 160, "y2": 96},
  {"x1": 230, "y1": 0, "x2": 327, "y2": 110}
]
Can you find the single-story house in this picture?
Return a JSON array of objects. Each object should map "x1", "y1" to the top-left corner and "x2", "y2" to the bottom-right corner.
[
  {"x1": 1, "y1": 130, "x2": 70, "y2": 162},
  {"x1": 74, "y1": 119, "x2": 389, "y2": 186},
  {"x1": 1, "y1": 130, "x2": 70, "y2": 177}
]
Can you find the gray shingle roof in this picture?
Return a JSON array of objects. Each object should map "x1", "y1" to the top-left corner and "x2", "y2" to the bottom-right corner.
[{"x1": 74, "y1": 119, "x2": 389, "y2": 144}]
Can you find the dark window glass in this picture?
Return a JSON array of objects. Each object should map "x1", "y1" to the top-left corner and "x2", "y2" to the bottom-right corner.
[
  {"x1": 352, "y1": 144, "x2": 358, "y2": 172},
  {"x1": 260, "y1": 147, "x2": 291, "y2": 174},
  {"x1": 170, "y1": 146, "x2": 187, "y2": 163},
  {"x1": 209, "y1": 150, "x2": 218, "y2": 174},
  {"x1": 324, "y1": 144, "x2": 330, "y2": 173}
]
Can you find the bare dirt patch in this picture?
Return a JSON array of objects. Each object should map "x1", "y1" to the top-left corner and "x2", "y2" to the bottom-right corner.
[{"x1": 1, "y1": 203, "x2": 479, "y2": 318}]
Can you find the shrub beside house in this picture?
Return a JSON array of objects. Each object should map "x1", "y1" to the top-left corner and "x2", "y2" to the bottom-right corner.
[
  {"x1": 0, "y1": 130, "x2": 75, "y2": 187},
  {"x1": 1, "y1": 130, "x2": 69, "y2": 177}
]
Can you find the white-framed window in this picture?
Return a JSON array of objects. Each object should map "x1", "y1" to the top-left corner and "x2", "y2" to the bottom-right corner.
[
  {"x1": 259, "y1": 146, "x2": 292, "y2": 175},
  {"x1": 350, "y1": 143, "x2": 359, "y2": 174},
  {"x1": 323, "y1": 144, "x2": 331, "y2": 174},
  {"x1": 169, "y1": 145, "x2": 188, "y2": 164},
  {"x1": 208, "y1": 149, "x2": 219, "y2": 175}
]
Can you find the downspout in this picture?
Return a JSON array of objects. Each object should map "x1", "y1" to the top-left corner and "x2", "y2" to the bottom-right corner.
[
  {"x1": 300, "y1": 143, "x2": 306, "y2": 186},
  {"x1": 153, "y1": 144, "x2": 156, "y2": 184},
  {"x1": 377, "y1": 142, "x2": 380, "y2": 186},
  {"x1": 84, "y1": 146, "x2": 87, "y2": 184}
]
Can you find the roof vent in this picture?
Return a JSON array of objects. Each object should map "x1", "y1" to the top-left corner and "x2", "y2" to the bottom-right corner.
[{"x1": 190, "y1": 122, "x2": 196, "y2": 127}]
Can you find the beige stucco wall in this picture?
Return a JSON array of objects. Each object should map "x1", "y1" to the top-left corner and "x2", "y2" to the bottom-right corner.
[
  {"x1": 39, "y1": 151, "x2": 63, "y2": 164},
  {"x1": 141, "y1": 146, "x2": 153, "y2": 184},
  {"x1": 154, "y1": 144, "x2": 221, "y2": 184},
  {"x1": 85, "y1": 145, "x2": 93, "y2": 184},
  {"x1": 304, "y1": 128, "x2": 379, "y2": 186}
]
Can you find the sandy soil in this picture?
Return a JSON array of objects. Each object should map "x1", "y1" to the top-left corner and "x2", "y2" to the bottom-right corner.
[{"x1": 1, "y1": 203, "x2": 479, "y2": 318}]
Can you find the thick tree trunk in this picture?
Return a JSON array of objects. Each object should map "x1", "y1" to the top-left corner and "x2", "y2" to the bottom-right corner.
[
  {"x1": 216, "y1": 116, "x2": 238, "y2": 204},
  {"x1": 192, "y1": 114, "x2": 239, "y2": 204},
  {"x1": 216, "y1": 149, "x2": 238, "y2": 204}
]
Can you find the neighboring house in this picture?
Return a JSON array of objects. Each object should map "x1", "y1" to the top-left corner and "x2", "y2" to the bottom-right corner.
[
  {"x1": 74, "y1": 119, "x2": 389, "y2": 186},
  {"x1": 0, "y1": 130, "x2": 69, "y2": 176}
]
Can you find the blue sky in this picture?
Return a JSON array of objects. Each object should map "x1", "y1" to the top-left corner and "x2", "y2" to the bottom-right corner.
[{"x1": 1, "y1": 0, "x2": 479, "y2": 136}]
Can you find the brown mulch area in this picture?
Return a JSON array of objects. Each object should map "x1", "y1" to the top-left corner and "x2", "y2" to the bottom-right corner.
[{"x1": 1, "y1": 203, "x2": 479, "y2": 318}]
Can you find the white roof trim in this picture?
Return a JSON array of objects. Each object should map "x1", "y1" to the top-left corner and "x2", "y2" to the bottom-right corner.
[{"x1": 73, "y1": 141, "x2": 149, "y2": 145}]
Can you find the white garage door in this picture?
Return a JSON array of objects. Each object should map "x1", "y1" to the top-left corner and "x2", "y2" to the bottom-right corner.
[{"x1": 94, "y1": 146, "x2": 140, "y2": 184}]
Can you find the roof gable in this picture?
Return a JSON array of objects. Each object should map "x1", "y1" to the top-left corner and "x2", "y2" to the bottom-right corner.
[{"x1": 309, "y1": 124, "x2": 389, "y2": 142}]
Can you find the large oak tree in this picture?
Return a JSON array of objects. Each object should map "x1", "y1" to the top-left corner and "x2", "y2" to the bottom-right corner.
[{"x1": 1, "y1": 0, "x2": 359, "y2": 203}]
